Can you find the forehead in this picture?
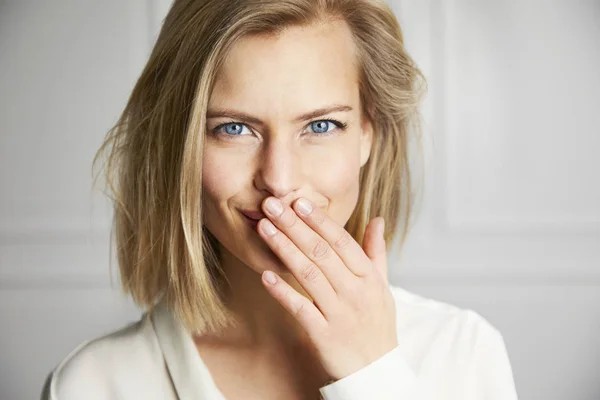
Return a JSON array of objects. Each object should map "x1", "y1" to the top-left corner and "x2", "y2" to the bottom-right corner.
[{"x1": 209, "y1": 20, "x2": 360, "y2": 117}]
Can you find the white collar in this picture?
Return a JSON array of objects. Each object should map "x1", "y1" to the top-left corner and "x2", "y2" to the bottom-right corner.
[{"x1": 150, "y1": 303, "x2": 226, "y2": 400}]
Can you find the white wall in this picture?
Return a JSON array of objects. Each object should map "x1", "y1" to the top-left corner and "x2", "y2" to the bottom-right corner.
[
  {"x1": 1, "y1": 1, "x2": 599, "y2": 399},
  {"x1": 394, "y1": 1, "x2": 600, "y2": 399}
]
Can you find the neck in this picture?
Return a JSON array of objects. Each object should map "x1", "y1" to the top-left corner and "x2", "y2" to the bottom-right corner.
[{"x1": 213, "y1": 245, "x2": 312, "y2": 351}]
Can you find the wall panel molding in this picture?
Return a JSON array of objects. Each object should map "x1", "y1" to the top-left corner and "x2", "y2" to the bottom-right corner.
[
  {"x1": 440, "y1": 0, "x2": 600, "y2": 234},
  {"x1": 0, "y1": 1, "x2": 154, "y2": 246},
  {"x1": 394, "y1": 0, "x2": 600, "y2": 286}
]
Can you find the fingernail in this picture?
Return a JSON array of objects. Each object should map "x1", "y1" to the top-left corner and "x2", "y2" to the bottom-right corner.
[
  {"x1": 261, "y1": 219, "x2": 277, "y2": 236},
  {"x1": 263, "y1": 270, "x2": 277, "y2": 285},
  {"x1": 265, "y1": 198, "x2": 283, "y2": 217},
  {"x1": 295, "y1": 198, "x2": 313, "y2": 216}
]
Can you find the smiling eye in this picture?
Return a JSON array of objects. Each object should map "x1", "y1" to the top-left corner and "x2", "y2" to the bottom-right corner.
[
  {"x1": 306, "y1": 120, "x2": 341, "y2": 135},
  {"x1": 214, "y1": 122, "x2": 252, "y2": 136},
  {"x1": 211, "y1": 118, "x2": 347, "y2": 140}
]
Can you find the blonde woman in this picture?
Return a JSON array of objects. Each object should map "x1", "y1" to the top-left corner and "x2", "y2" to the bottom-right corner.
[{"x1": 42, "y1": 0, "x2": 518, "y2": 399}]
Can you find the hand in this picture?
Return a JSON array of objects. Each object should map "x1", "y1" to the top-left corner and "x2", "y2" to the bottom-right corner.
[{"x1": 257, "y1": 196, "x2": 398, "y2": 381}]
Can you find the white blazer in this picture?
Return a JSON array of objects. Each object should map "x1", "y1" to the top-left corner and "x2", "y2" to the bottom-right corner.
[{"x1": 42, "y1": 285, "x2": 519, "y2": 399}]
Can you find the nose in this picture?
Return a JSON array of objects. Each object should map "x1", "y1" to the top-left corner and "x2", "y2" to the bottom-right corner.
[{"x1": 254, "y1": 139, "x2": 303, "y2": 200}]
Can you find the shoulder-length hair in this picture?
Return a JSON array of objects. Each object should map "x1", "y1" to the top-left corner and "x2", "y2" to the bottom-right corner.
[{"x1": 93, "y1": 0, "x2": 426, "y2": 335}]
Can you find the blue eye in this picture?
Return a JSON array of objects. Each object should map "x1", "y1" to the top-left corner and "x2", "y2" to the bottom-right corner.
[
  {"x1": 218, "y1": 122, "x2": 251, "y2": 136},
  {"x1": 308, "y1": 119, "x2": 347, "y2": 136},
  {"x1": 211, "y1": 119, "x2": 347, "y2": 139},
  {"x1": 307, "y1": 120, "x2": 338, "y2": 134}
]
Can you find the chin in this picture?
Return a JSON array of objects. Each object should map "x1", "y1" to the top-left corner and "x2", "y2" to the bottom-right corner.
[
  {"x1": 250, "y1": 244, "x2": 288, "y2": 274},
  {"x1": 221, "y1": 219, "x2": 287, "y2": 274}
]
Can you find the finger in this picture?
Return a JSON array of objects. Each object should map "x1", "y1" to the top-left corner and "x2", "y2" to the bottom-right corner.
[
  {"x1": 261, "y1": 197, "x2": 354, "y2": 293},
  {"x1": 261, "y1": 270, "x2": 328, "y2": 336},
  {"x1": 362, "y1": 217, "x2": 389, "y2": 284},
  {"x1": 291, "y1": 197, "x2": 372, "y2": 277},
  {"x1": 257, "y1": 217, "x2": 339, "y2": 313}
]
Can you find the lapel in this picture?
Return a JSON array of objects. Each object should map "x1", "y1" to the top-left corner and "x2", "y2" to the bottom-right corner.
[{"x1": 150, "y1": 302, "x2": 226, "y2": 400}]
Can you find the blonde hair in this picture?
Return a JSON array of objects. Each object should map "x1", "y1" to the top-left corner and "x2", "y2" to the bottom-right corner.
[{"x1": 93, "y1": 0, "x2": 426, "y2": 335}]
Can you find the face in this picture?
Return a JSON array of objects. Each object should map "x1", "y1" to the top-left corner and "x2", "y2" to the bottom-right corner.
[{"x1": 202, "y1": 20, "x2": 373, "y2": 275}]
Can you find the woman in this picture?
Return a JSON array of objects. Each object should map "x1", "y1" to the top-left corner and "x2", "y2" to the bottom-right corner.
[{"x1": 42, "y1": 0, "x2": 519, "y2": 399}]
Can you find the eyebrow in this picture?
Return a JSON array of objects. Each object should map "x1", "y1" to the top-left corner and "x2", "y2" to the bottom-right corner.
[{"x1": 206, "y1": 104, "x2": 353, "y2": 125}]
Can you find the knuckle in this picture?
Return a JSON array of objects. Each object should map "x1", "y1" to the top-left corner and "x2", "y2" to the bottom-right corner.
[
  {"x1": 282, "y1": 286, "x2": 294, "y2": 300},
  {"x1": 311, "y1": 240, "x2": 329, "y2": 260},
  {"x1": 293, "y1": 300, "x2": 309, "y2": 318},
  {"x1": 313, "y1": 212, "x2": 326, "y2": 226},
  {"x1": 277, "y1": 235, "x2": 293, "y2": 251},
  {"x1": 334, "y1": 231, "x2": 352, "y2": 249},
  {"x1": 300, "y1": 262, "x2": 321, "y2": 283},
  {"x1": 282, "y1": 209, "x2": 298, "y2": 228}
]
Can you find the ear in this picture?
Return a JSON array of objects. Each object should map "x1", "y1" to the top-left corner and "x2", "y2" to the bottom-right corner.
[{"x1": 359, "y1": 113, "x2": 374, "y2": 168}]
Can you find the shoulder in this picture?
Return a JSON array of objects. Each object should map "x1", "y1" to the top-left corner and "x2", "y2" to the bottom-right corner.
[
  {"x1": 319, "y1": 285, "x2": 517, "y2": 399},
  {"x1": 387, "y1": 284, "x2": 509, "y2": 367},
  {"x1": 389, "y1": 283, "x2": 502, "y2": 335},
  {"x1": 43, "y1": 313, "x2": 167, "y2": 400},
  {"x1": 386, "y1": 285, "x2": 518, "y2": 398}
]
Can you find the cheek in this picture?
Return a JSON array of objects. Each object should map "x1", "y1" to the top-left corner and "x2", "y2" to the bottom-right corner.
[
  {"x1": 319, "y1": 157, "x2": 359, "y2": 193},
  {"x1": 201, "y1": 150, "x2": 243, "y2": 200},
  {"x1": 312, "y1": 144, "x2": 362, "y2": 223},
  {"x1": 200, "y1": 149, "x2": 250, "y2": 229}
]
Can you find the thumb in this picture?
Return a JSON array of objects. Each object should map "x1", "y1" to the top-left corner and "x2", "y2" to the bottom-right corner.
[{"x1": 363, "y1": 217, "x2": 388, "y2": 280}]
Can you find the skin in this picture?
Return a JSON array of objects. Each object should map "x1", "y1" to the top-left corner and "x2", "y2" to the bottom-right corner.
[{"x1": 199, "y1": 18, "x2": 397, "y2": 395}]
